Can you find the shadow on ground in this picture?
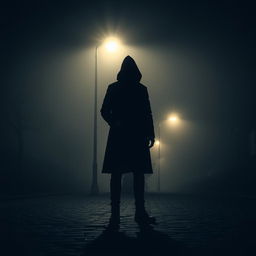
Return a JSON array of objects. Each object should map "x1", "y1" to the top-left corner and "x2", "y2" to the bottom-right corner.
[{"x1": 82, "y1": 225, "x2": 188, "y2": 256}]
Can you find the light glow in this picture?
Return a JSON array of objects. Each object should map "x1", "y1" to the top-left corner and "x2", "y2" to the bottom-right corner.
[
  {"x1": 168, "y1": 114, "x2": 180, "y2": 124},
  {"x1": 104, "y1": 37, "x2": 120, "y2": 52},
  {"x1": 155, "y1": 140, "x2": 160, "y2": 146}
]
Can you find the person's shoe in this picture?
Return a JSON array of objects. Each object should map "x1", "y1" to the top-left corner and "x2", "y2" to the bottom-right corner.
[{"x1": 134, "y1": 210, "x2": 156, "y2": 225}]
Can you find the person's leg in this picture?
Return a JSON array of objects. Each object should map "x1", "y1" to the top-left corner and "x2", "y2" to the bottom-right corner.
[
  {"x1": 109, "y1": 172, "x2": 122, "y2": 227},
  {"x1": 133, "y1": 172, "x2": 145, "y2": 212},
  {"x1": 110, "y1": 172, "x2": 122, "y2": 206},
  {"x1": 133, "y1": 172, "x2": 156, "y2": 225}
]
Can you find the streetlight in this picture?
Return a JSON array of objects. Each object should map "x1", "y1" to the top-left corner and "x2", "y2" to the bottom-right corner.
[
  {"x1": 91, "y1": 37, "x2": 121, "y2": 195},
  {"x1": 156, "y1": 113, "x2": 180, "y2": 192},
  {"x1": 154, "y1": 139, "x2": 161, "y2": 193},
  {"x1": 104, "y1": 38, "x2": 120, "y2": 52},
  {"x1": 168, "y1": 113, "x2": 180, "y2": 124}
]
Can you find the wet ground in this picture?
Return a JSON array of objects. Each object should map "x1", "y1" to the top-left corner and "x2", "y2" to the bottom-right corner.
[{"x1": 1, "y1": 194, "x2": 256, "y2": 255}]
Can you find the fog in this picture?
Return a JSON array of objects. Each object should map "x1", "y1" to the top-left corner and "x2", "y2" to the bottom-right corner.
[{"x1": 1, "y1": 1, "x2": 255, "y2": 196}]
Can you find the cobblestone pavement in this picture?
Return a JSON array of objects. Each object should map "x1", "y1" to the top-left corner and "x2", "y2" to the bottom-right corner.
[{"x1": 1, "y1": 194, "x2": 256, "y2": 256}]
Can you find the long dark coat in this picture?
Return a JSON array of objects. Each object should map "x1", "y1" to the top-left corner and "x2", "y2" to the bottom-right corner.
[{"x1": 101, "y1": 56, "x2": 155, "y2": 174}]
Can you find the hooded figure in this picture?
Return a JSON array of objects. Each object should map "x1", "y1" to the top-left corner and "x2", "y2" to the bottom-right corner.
[
  {"x1": 101, "y1": 56, "x2": 156, "y2": 230},
  {"x1": 101, "y1": 56, "x2": 155, "y2": 174}
]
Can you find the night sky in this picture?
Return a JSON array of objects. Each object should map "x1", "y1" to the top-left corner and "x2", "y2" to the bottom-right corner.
[{"x1": 1, "y1": 0, "x2": 256, "y2": 195}]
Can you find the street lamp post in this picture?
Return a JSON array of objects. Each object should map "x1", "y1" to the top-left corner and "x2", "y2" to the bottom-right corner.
[
  {"x1": 91, "y1": 45, "x2": 99, "y2": 195},
  {"x1": 157, "y1": 124, "x2": 161, "y2": 193},
  {"x1": 156, "y1": 113, "x2": 180, "y2": 193},
  {"x1": 90, "y1": 37, "x2": 121, "y2": 195}
]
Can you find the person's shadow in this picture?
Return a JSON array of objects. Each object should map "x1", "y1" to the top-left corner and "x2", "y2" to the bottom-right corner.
[{"x1": 82, "y1": 224, "x2": 188, "y2": 256}]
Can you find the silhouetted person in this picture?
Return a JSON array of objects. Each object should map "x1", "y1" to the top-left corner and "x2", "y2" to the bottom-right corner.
[{"x1": 101, "y1": 56, "x2": 156, "y2": 229}]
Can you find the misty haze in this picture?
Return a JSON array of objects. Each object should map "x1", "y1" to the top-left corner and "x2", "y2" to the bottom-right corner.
[{"x1": 1, "y1": 1, "x2": 256, "y2": 255}]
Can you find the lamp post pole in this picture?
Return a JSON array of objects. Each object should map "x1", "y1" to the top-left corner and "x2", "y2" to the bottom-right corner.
[
  {"x1": 156, "y1": 114, "x2": 180, "y2": 193},
  {"x1": 91, "y1": 45, "x2": 99, "y2": 194},
  {"x1": 157, "y1": 123, "x2": 161, "y2": 193}
]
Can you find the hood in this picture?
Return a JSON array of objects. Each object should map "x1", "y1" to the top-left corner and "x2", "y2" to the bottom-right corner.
[{"x1": 117, "y1": 56, "x2": 142, "y2": 83}]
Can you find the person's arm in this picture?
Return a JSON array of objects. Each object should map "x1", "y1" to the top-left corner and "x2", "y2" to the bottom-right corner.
[
  {"x1": 144, "y1": 87, "x2": 155, "y2": 147},
  {"x1": 100, "y1": 86, "x2": 114, "y2": 126}
]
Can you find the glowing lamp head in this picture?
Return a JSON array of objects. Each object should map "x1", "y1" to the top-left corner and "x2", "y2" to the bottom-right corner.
[
  {"x1": 104, "y1": 37, "x2": 120, "y2": 52},
  {"x1": 169, "y1": 116, "x2": 177, "y2": 122},
  {"x1": 168, "y1": 114, "x2": 180, "y2": 124},
  {"x1": 155, "y1": 140, "x2": 160, "y2": 146}
]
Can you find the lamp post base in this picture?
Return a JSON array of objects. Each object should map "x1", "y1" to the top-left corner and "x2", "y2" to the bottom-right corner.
[{"x1": 90, "y1": 182, "x2": 99, "y2": 195}]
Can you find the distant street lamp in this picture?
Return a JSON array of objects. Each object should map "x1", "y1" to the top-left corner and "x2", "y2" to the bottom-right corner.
[
  {"x1": 168, "y1": 114, "x2": 180, "y2": 124},
  {"x1": 91, "y1": 37, "x2": 121, "y2": 195},
  {"x1": 156, "y1": 113, "x2": 180, "y2": 192}
]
